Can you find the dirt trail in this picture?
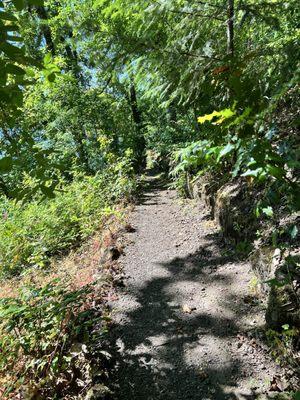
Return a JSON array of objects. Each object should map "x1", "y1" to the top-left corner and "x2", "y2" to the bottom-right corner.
[{"x1": 111, "y1": 175, "x2": 281, "y2": 400}]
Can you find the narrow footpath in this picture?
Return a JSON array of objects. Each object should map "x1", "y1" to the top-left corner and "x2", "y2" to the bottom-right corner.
[{"x1": 111, "y1": 175, "x2": 282, "y2": 400}]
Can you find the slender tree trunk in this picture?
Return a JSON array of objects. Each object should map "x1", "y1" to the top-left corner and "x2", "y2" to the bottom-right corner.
[
  {"x1": 35, "y1": 6, "x2": 56, "y2": 56},
  {"x1": 168, "y1": 101, "x2": 177, "y2": 123},
  {"x1": 128, "y1": 81, "x2": 146, "y2": 170},
  {"x1": 0, "y1": 177, "x2": 11, "y2": 198},
  {"x1": 193, "y1": 107, "x2": 201, "y2": 135},
  {"x1": 64, "y1": 31, "x2": 84, "y2": 82},
  {"x1": 129, "y1": 82, "x2": 142, "y2": 127},
  {"x1": 36, "y1": 5, "x2": 82, "y2": 82},
  {"x1": 227, "y1": 0, "x2": 234, "y2": 56},
  {"x1": 73, "y1": 129, "x2": 92, "y2": 174}
]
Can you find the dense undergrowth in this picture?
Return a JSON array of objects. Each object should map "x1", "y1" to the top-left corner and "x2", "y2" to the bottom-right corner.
[
  {"x1": 0, "y1": 159, "x2": 136, "y2": 278},
  {"x1": 0, "y1": 157, "x2": 137, "y2": 398}
]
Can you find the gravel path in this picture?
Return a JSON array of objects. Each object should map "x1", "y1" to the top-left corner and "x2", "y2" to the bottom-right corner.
[{"x1": 111, "y1": 175, "x2": 282, "y2": 400}]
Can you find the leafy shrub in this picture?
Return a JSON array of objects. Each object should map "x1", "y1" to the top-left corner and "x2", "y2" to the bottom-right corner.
[
  {"x1": 170, "y1": 140, "x2": 224, "y2": 177},
  {"x1": 0, "y1": 156, "x2": 136, "y2": 277},
  {"x1": 266, "y1": 324, "x2": 300, "y2": 373},
  {"x1": 0, "y1": 281, "x2": 100, "y2": 398}
]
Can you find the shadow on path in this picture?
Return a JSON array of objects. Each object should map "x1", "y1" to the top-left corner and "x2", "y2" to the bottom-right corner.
[{"x1": 109, "y1": 175, "x2": 275, "y2": 400}]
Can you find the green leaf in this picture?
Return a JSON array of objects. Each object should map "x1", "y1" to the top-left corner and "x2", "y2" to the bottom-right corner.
[
  {"x1": 0, "y1": 42, "x2": 24, "y2": 58},
  {"x1": 293, "y1": 391, "x2": 300, "y2": 400},
  {"x1": 289, "y1": 225, "x2": 298, "y2": 240},
  {"x1": 28, "y1": 0, "x2": 44, "y2": 5},
  {"x1": 218, "y1": 143, "x2": 235, "y2": 160},
  {"x1": 197, "y1": 108, "x2": 235, "y2": 125},
  {"x1": 11, "y1": 0, "x2": 25, "y2": 11},
  {"x1": 0, "y1": 156, "x2": 13, "y2": 172},
  {"x1": 43, "y1": 53, "x2": 52, "y2": 65},
  {"x1": 40, "y1": 185, "x2": 56, "y2": 198},
  {"x1": 241, "y1": 168, "x2": 263, "y2": 178},
  {"x1": 262, "y1": 206, "x2": 273, "y2": 217},
  {"x1": 282, "y1": 324, "x2": 289, "y2": 331},
  {"x1": 5, "y1": 64, "x2": 26, "y2": 75},
  {"x1": 264, "y1": 278, "x2": 288, "y2": 287},
  {"x1": 47, "y1": 72, "x2": 56, "y2": 82},
  {"x1": 0, "y1": 11, "x2": 18, "y2": 21},
  {"x1": 198, "y1": 110, "x2": 220, "y2": 124},
  {"x1": 6, "y1": 35, "x2": 24, "y2": 42},
  {"x1": 267, "y1": 165, "x2": 285, "y2": 179},
  {"x1": 217, "y1": 108, "x2": 236, "y2": 122}
]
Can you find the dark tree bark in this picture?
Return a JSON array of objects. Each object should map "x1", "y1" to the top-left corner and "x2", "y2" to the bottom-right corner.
[
  {"x1": 128, "y1": 81, "x2": 146, "y2": 170},
  {"x1": 168, "y1": 101, "x2": 177, "y2": 123},
  {"x1": 0, "y1": 177, "x2": 11, "y2": 198},
  {"x1": 227, "y1": 0, "x2": 234, "y2": 56},
  {"x1": 64, "y1": 31, "x2": 84, "y2": 83},
  {"x1": 129, "y1": 82, "x2": 142, "y2": 127},
  {"x1": 73, "y1": 129, "x2": 92, "y2": 174},
  {"x1": 35, "y1": 5, "x2": 82, "y2": 82},
  {"x1": 33, "y1": 5, "x2": 89, "y2": 170},
  {"x1": 35, "y1": 6, "x2": 56, "y2": 56}
]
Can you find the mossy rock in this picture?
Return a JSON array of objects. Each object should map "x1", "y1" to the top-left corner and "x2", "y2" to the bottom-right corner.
[
  {"x1": 190, "y1": 172, "x2": 227, "y2": 215},
  {"x1": 266, "y1": 284, "x2": 300, "y2": 329},
  {"x1": 215, "y1": 180, "x2": 257, "y2": 241},
  {"x1": 251, "y1": 247, "x2": 281, "y2": 294},
  {"x1": 265, "y1": 250, "x2": 300, "y2": 329}
]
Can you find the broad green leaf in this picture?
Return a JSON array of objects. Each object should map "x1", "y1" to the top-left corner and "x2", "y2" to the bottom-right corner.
[
  {"x1": 47, "y1": 72, "x2": 56, "y2": 82},
  {"x1": 6, "y1": 35, "x2": 24, "y2": 42},
  {"x1": 289, "y1": 225, "x2": 298, "y2": 240},
  {"x1": 262, "y1": 206, "x2": 273, "y2": 217},
  {"x1": 267, "y1": 165, "x2": 285, "y2": 179},
  {"x1": 40, "y1": 185, "x2": 56, "y2": 198},
  {"x1": 197, "y1": 108, "x2": 235, "y2": 125},
  {"x1": 218, "y1": 143, "x2": 235, "y2": 160},
  {"x1": 241, "y1": 168, "x2": 263, "y2": 178},
  {"x1": 214, "y1": 108, "x2": 236, "y2": 124},
  {"x1": 198, "y1": 110, "x2": 220, "y2": 124},
  {"x1": 0, "y1": 156, "x2": 13, "y2": 172},
  {"x1": 12, "y1": 0, "x2": 25, "y2": 11},
  {"x1": 28, "y1": 0, "x2": 44, "y2": 5},
  {"x1": 264, "y1": 278, "x2": 288, "y2": 287},
  {"x1": 5, "y1": 64, "x2": 26, "y2": 75},
  {"x1": 0, "y1": 11, "x2": 18, "y2": 21},
  {"x1": 0, "y1": 42, "x2": 24, "y2": 58},
  {"x1": 293, "y1": 391, "x2": 300, "y2": 400},
  {"x1": 43, "y1": 53, "x2": 52, "y2": 65}
]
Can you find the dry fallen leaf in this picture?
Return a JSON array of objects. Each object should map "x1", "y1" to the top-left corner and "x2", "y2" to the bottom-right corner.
[{"x1": 269, "y1": 376, "x2": 284, "y2": 392}]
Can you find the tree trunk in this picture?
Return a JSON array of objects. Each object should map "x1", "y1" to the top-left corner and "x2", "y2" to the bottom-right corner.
[
  {"x1": 129, "y1": 82, "x2": 142, "y2": 127},
  {"x1": 227, "y1": 0, "x2": 234, "y2": 56},
  {"x1": 35, "y1": 6, "x2": 56, "y2": 56},
  {"x1": 73, "y1": 129, "x2": 92, "y2": 174},
  {"x1": 128, "y1": 81, "x2": 146, "y2": 170},
  {"x1": 168, "y1": 101, "x2": 177, "y2": 123},
  {"x1": 36, "y1": 5, "x2": 82, "y2": 82},
  {"x1": 0, "y1": 177, "x2": 11, "y2": 198},
  {"x1": 64, "y1": 31, "x2": 83, "y2": 82}
]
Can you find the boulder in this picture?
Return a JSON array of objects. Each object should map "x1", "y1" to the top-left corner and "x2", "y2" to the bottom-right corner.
[
  {"x1": 214, "y1": 180, "x2": 257, "y2": 241},
  {"x1": 85, "y1": 384, "x2": 112, "y2": 400},
  {"x1": 189, "y1": 172, "x2": 225, "y2": 216},
  {"x1": 265, "y1": 250, "x2": 300, "y2": 329}
]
